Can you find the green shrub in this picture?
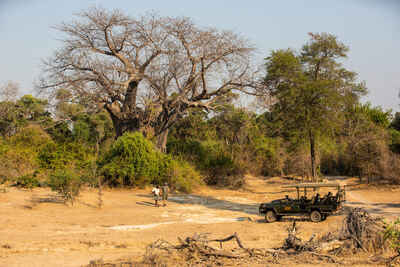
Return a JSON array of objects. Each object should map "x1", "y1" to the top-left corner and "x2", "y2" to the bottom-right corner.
[
  {"x1": 252, "y1": 136, "x2": 285, "y2": 176},
  {"x1": 0, "y1": 145, "x2": 38, "y2": 181},
  {"x1": 38, "y1": 141, "x2": 91, "y2": 170},
  {"x1": 9, "y1": 125, "x2": 52, "y2": 150},
  {"x1": 47, "y1": 169, "x2": 82, "y2": 204},
  {"x1": 384, "y1": 218, "x2": 400, "y2": 258},
  {"x1": 167, "y1": 138, "x2": 203, "y2": 160},
  {"x1": 166, "y1": 159, "x2": 202, "y2": 193},
  {"x1": 99, "y1": 132, "x2": 160, "y2": 186},
  {"x1": 13, "y1": 172, "x2": 41, "y2": 189},
  {"x1": 0, "y1": 126, "x2": 52, "y2": 182},
  {"x1": 38, "y1": 142, "x2": 65, "y2": 169},
  {"x1": 99, "y1": 132, "x2": 201, "y2": 191},
  {"x1": 390, "y1": 129, "x2": 400, "y2": 154},
  {"x1": 168, "y1": 138, "x2": 244, "y2": 187}
]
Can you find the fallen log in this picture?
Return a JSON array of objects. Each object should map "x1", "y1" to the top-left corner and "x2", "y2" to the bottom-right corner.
[{"x1": 209, "y1": 232, "x2": 244, "y2": 249}]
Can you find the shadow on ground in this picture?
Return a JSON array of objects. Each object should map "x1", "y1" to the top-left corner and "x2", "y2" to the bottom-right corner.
[
  {"x1": 136, "y1": 201, "x2": 156, "y2": 207},
  {"x1": 136, "y1": 193, "x2": 259, "y2": 215}
]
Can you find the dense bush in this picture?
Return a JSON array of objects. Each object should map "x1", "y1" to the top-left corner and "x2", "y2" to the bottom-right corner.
[
  {"x1": 47, "y1": 169, "x2": 82, "y2": 204},
  {"x1": 165, "y1": 159, "x2": 202, "y2": 193},
  {"x1": 9, "y1": 125, "x2": 52, "y2": 148},
  {"x1": 100, "y1": 132, "x2": 162, "y2": 186},
  {"x1": 99, "y1": 132, "x2": 201, "y2": 192},
  {"x1": 252, "y1": 136, "x2": 286, "y2": 176},
  {"x1": 0, "y1": 126, "x2": 49, "y2": 181},
  {"x1": 38, "y1": 142, "x2": 90, "y2": 170},
  {"x1": 198, "y1": 140, "x2": 244, "y2": 186},
  {"x1": 390, "y1": 129, "x2": 400, "y2": 153},
  {"x1": 168, "y1": 138, "x2": 244, "y2": 187},
  {"x1": 13, "y1": 172, "x2": 41, "y2": 189},
  {"x1": 384, "y1": 218, "x2": 400, "y2": 259}
]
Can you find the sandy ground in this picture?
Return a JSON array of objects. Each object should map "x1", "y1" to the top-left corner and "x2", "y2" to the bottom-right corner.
[{"x1": 0, "y1": 175, "x2": 399, "y2": 267}]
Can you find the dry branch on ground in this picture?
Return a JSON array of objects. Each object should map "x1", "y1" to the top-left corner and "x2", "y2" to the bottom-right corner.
[
  {"x1": 85, "y1": 208, "x2": 393, "y2": 266},
  {"x1": 339, "y1": 207, "x2": 386, "y2": 253}
]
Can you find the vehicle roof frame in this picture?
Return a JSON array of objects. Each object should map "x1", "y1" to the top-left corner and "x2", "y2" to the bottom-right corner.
[
  {"x1": 282, "y1": 183, "x2": 345, "y2": 200},
  {"x1": 282, "y1": 183, "x2": 342, "y2": 188}
]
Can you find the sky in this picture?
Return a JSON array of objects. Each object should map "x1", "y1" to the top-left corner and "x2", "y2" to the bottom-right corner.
[{"x1": 0, "y1": 0, "x2": 399, "y2": 112}]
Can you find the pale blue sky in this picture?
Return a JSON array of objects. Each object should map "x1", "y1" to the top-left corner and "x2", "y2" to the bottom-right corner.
[{"x1": 1, "y1": 0, "x2": 399, "y2": 111}]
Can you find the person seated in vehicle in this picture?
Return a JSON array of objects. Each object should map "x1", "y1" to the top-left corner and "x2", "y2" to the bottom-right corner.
[
  {"x1": 299, "y1": 195, "x2": 307, "y2": 209},
  {"x1": 326, "y1": 191, "x2": 333, "y2": 201},
  {"x1": 313, "y1": 193, "x2": 320, "y2": 204},
  {"x1": 284, "y1": 195, "x2": 291, "y2": 201},
  {"x1": 322, "y1": 191, "x2": 333, "y2": 204}
]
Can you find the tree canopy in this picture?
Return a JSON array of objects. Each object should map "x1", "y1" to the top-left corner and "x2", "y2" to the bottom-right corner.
[{"x1": 263, "y1": 33, "x2": 367, "y2": 179}]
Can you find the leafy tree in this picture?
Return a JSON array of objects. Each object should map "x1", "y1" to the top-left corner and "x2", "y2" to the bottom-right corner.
[
  {"x1": 47, "y1": 169, "x2": 82, "y2": 205},
  {"x1": 355, "y1": 102, "x2": 392, "y2": 128},
  {"x1": 0, "y1": 95, "x2": 51, "y2": 137},
  {"x1": 210, "y1": 105, "x2": 255, "y2": 147},
  {"x1": 168, "y1": 110, "x2": 212, "y2": 141},
  {"x1": 263, "y1": 33, "x2": 366, "y2": 180}
]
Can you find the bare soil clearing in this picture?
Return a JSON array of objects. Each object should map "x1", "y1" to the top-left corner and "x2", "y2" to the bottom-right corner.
[{"x1": 0, "y1": 176, "x2": 399, "y2": 266}]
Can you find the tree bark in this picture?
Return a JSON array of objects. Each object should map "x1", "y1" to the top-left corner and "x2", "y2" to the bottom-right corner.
[
  {"x1": 309, "y1": 130, "x2": 316, "y2": 181},
  {"x1": 122, "y1": 80, "x2": 138, "y2": 113},
  {"x1": 156, "y1": 129, "x2": 169, "y2": 153},
  {"x1": 108, "y1": 114, "x2": 140, "y2": 138}
]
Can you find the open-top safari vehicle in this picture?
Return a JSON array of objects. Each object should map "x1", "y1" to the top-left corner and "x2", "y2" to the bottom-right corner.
[{"x1": 259, "y1": 183, "x2": 346, "y2": 223}]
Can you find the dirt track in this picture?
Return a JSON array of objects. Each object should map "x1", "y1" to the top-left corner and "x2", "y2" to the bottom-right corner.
[{"x1": 0, "y1": 176, "x2": 399, "y2": 266}]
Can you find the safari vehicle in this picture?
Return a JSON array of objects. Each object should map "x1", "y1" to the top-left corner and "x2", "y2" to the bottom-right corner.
[{"x1": 259, "y1": 183, "x2": 346, "y2": 223}]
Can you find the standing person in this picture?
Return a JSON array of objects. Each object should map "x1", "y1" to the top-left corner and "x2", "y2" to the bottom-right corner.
[
  {"x1": 161, "y1": 182, "x2": 169, "y2": 207},
  {"x1": 152, "y1": 185, "x2": 160, "y2": 207}
]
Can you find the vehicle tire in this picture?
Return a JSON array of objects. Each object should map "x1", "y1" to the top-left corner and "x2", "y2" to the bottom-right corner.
[
  {"x1": 265, "y1": 210, "x2": 277, "y2": 223},
  {"x1": 310, "y1": 210, "x2": 322, "y2": 222}
]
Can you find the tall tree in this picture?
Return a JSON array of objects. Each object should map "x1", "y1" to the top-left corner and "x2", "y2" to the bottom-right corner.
[
  {"x1": 263, "y1": 33, "x2": 366, "y2": 180},
  {"x1": 38, "y1": 7, "x2": 257, "y2": 151},
  {"x1": 0, "y1": 95, "x2": 51, "y2": 137}
]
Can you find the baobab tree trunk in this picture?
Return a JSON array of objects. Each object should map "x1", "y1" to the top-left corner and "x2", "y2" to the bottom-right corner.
[
  {"x1": 309, "y1": 130, "x2": 317, "y2": 181},
  {"x1": 122, "y1": 81, "x2": 138, "y2": 113},
  {"x1": 108, "y1": 113, "x2": 140, "y2": 138},
  {"x1": 105, "y1": 100, "x2": 170, "y2": 152},
  {"x1": 156, "y1": 129, "x2": 169, "y2": 153}
]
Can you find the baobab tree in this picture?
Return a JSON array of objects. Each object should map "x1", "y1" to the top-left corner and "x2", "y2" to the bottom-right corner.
[{"x1": 38, "y1": 7, "x2": 258, "y2": 151}]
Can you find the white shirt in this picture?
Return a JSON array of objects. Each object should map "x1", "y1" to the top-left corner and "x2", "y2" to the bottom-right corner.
[{"x1": 152, "y1": 187, "x2": 160, "y2": 196}]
